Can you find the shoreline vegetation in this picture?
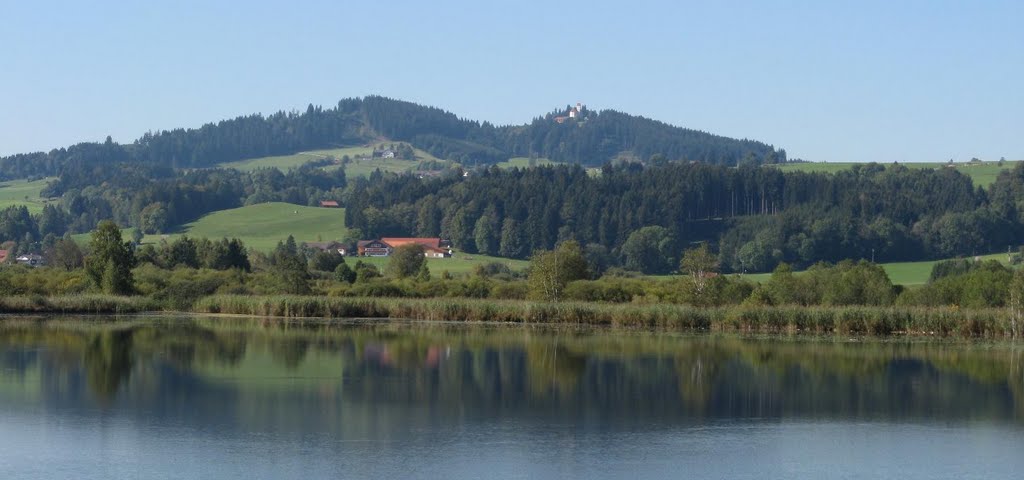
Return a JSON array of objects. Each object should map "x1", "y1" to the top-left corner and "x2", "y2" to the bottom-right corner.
[{"x1": 1, "y1": 294, "x2": 1020, "y2": 339}]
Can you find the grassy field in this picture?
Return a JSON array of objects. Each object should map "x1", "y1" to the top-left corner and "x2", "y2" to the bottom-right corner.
[
  {"x1": 738, "y1": 252, "x2": 1014, "y2": 286},
  {"x1": 0, "y1": 178, "x2": 57, "y2": 214},
  {"x1": 493, "y1": 157, "x2": 558, "y2": 169},
  {"x1": 354, "y1": 253, "x2": 529, "y2": 276},
  {"x1": 129, "y1": 202, "x2": 348, "y2": 252},
  {"x1": 221, "y1": 142, "x2": 451, "y2": 177},
  {"x1": 774, "y1": 160, "x2": 1021, "y2": 187}
]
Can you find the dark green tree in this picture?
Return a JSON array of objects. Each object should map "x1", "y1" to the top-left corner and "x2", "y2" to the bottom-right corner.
[
  {"x1": 86, "y1": 221, "x2": 135, "y2": 294},
  {"x1": 621, "y1": 226, "x2": 675, "y2": 274},
  {"x1": 387, "y1": 244, "x2": 426, "y2": 279}
]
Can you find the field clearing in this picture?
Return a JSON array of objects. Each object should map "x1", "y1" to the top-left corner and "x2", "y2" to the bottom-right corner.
[
  {"x1": 0, "y1": 178, "x2": 57, "y2": 214},
  {"x1": 736, "y1": 252, "x2": 1013, "y2": 286},
  {"x1": 354, "y1": 254, "x2": 530, "y2": 276},
  {"x1": 493, "y1": 157, "x2": 558, "y2": 169},
  {"x1": 774, "y1": 160, "x2": 1021, "y2": 187},
  {"x1": 222, "y1": 142, "x2": 451, "y2": 177},
  {"x1": 121, "y1": 202, "x2": 348, "y2": 252}
]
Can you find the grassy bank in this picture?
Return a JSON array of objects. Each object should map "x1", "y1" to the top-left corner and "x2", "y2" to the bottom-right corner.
[{"x1": 192, "y1": 295, "x2": 1021, "y2": 338}]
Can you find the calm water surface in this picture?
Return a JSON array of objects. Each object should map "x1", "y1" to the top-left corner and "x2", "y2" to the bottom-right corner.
[{"x1": 1, "y1": 316, "x2": 1023, "y2": 479}]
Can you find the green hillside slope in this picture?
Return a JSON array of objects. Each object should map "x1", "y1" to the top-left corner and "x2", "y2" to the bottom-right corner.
[
  {"x1": 139, "y1": 202, "x2": 347, "y2": 252},
  {"x1": 0, "y1": 178, "x2": 57, "y2": 214}
]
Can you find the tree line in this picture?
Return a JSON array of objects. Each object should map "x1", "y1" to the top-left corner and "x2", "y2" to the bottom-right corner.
[{"x1": 345, "y1": 161, "x2": 1012, "y2": 273}]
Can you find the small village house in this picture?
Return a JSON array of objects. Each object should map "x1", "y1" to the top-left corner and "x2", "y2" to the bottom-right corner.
[
  {"x1": 319, "y1": 200, "x2": 340, "y2": 208},
  {"x1": 15, "y1": 253, "x2": 44, "y2": 267},
  {"x1": 303, "y1": 241, "x2": 347, "y2": 256},
  {"x1": 357, "y1": 238, "x2": 452, "y2": 258}
]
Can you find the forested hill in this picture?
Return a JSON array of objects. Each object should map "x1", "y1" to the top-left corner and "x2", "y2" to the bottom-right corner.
[{"x1": 0, "y1": 96, "x2": 784, "y2": 180}]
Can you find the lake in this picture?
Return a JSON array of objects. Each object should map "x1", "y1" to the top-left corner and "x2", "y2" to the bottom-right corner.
[{"x1": 1, "y1": 316, "x2": 1023, "y2": 479}]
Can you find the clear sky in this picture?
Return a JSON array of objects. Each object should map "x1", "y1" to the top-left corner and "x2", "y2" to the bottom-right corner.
[{"x1": 1, "y1": 0, "x2": 1021, "y2": 162}]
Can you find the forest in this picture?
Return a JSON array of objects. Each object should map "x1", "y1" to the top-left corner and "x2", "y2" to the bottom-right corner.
[{"x1": 346, "y1": 161, "x2": 1019, "y2": 273}]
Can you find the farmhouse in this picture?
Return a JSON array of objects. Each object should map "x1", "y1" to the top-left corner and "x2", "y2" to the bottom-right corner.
[
  {"x1": 357, "y1": 238, "x2": 452, "y2": 258},
  {"x1": 357, "y1": 239, "x2": 393, "y2": 257},
  {"x1": 318, "y1": 200, "x2": 340, "y2": 208},
  {"x1": 303, "y1": 241, "x2": 347, "y2": 255},
  {"x1": 15, "y1": 253, "x2": 44, "y2": 267},
  {"x1": 383, "y1": 238, "x2": 452, "y2": 258},
  {"x1": 373, "y1": 149, "x2": 396, "y2": 159}
]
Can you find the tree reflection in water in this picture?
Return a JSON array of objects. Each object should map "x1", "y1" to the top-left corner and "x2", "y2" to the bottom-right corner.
[{"x1": 0, "y1": 317, "x2": 1022, "y2": 425}]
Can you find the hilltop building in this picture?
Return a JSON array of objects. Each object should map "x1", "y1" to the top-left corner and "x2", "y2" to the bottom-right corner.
[{"x1": 555, "y1": 102, "x2": 585, "y2": 123}]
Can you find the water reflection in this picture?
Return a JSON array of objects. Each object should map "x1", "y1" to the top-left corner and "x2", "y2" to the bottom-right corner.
[{"x1": 1, "y1": 317, "x2": 1022, "y2": 427}]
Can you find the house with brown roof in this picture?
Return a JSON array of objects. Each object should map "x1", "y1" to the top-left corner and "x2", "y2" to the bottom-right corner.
[
  {"x1": 382, "y1": 238, "x2": 452, "y2": 258},
  {"x1": 303, "y1": 241, "x2": 348, "y2": 255},
  {"x1": 357, "y1": 238, "x2": 452, "y2": 258},
  {"x1": 319, "y1": 200, "x2": 340, "y2": 208}
]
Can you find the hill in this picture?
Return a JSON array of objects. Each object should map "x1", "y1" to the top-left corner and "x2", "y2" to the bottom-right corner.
[
  {"x1": 0, "y1": 96, "x2": 784, "y2": 181},
  {"x1": 774, "y1": 160, "x2": 1021, "y2": 187}
]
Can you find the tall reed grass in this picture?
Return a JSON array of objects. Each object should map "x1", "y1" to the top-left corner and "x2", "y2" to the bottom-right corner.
[
  {"x1": 192, "y1": 295, "x2": 1020, "y2": 338},
  {"x1": 0, "y1": 295, "x2": 162, "y2": 314}
]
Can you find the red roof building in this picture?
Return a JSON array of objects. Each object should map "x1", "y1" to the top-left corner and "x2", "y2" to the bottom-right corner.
[
  {"x1": 319, "y1": 200, "x2": 340, "y2": 208},
  {"x1": 0, "y1": 250, "x2": 8, "y2": 264},
  {"x1": 358, "y1": 238, "x2": 453, "y2": 258}
]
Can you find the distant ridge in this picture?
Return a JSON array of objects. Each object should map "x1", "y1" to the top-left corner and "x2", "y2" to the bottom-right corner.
[{"x1": 0, "y1": 96, "x2": 785, "y2": 180}]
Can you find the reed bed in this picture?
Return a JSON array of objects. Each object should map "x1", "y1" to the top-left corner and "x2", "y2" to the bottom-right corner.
[
  {"x1": 192, "y1": 295, "x2": 1021, "y2": 338},
  {"x1": 0, "y1": 295, "x2": 162, "y2": 314}
]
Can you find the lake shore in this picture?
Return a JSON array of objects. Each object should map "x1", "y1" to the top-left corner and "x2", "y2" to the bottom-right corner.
[{"x1": 1, "y1": 294, "x2": 1020, "y2": 339}]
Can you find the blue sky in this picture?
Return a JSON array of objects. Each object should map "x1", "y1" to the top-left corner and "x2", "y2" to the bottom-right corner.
[{"x1": 1, "y1": 0, "x2": 1021, "y2": 162}]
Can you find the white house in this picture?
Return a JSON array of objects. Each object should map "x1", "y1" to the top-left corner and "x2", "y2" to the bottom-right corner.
[{"x1": 15, "y1": 253, "x2": 44, "y2": 267}]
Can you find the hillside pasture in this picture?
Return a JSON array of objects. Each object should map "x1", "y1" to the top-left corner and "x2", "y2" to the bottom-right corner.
[
  {"x1": 134, "y1": 202, "x2": 348, "y2": 252},
  {"x1": 0, "y1": 178, "x2": 56, "y2": 214},
  {"x1": 493, "y1": 157, "x2": 558, "y2": 169},
  {"x1": 774, "y1": 160, "x2": 1021, "y2": 187},
  {"x1": 222, "y1": 142, "x2": 452, "y2": 177}
]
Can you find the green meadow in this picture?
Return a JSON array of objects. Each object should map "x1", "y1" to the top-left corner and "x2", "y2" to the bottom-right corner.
[
  {"x1": 773, "y1": 160, "x2": 1021, "y2": 187},
  {"x1": 738, "y1": 252, "x2": 1013, "y2": 286},
  {"x1": 221, "y1": 142, "x2": 451, "y2": 177},
  {"x1": 354, "y1": 253, "x2": 530, "y2": 276},
  {"x1": 131, "y1": 202, "x2": 348, "y2": 252},
  {"x1": 493, "y1": 157, "x2": 557, "y2": 169},
  {"x1": 0, "y1": 178, "x2": 57, "y2": 214}
]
